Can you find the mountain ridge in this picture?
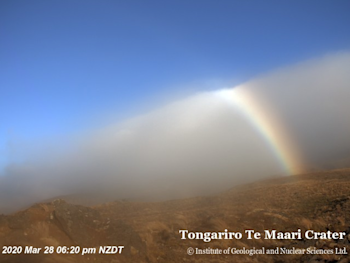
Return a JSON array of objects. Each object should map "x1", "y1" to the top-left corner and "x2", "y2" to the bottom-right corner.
[{"x1": 1, "y1": 168, "x2": 350, "y2": 262}]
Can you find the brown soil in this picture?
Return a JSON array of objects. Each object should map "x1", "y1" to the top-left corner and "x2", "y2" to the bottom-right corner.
[{"x1": 1, "y1": 168, "x2": 350, "y2": 262}]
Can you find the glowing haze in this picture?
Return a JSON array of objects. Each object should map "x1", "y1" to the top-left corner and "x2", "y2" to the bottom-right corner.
[{"x1": 1, "y1": 52, "x2": 350, "y2": 213}]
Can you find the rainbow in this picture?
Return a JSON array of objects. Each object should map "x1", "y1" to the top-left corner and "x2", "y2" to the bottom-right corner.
[{"x1": 215, "y1": 85, "x2": 303, "y2": 175}]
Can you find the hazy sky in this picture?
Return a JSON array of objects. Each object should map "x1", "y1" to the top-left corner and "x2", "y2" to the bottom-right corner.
[
  {"x1": 0, "y1": 50, "x2": 349, "y2": 214},
  {"x1": 1, "y1": 1, "x2": 350, "y2": 171}
]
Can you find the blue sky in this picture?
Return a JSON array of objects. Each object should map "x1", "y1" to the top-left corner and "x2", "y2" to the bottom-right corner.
[{"x1": 1, "y1": 0, "x2": 350, "y2": 171}]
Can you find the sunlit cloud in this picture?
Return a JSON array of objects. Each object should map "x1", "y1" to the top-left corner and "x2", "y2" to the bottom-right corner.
[{"x1": 1, "y1": 52, "x2": 350, "y2": 214}]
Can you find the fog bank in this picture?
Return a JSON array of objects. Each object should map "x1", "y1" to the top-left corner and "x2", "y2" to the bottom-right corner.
[{"x1": 1, "y1": 52, "x2": 350, "y2": 213}]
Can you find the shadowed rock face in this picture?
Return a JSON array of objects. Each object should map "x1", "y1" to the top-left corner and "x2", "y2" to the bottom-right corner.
[
  {"x1": 0, "y1": 200, "x2": 148, "y2": 263},
  {"x1": 1, "y1": 168, "x2": 350, "y2": 263}
]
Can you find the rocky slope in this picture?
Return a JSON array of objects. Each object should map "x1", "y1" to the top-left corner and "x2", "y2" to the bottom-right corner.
[{"x1": 1, "y1": 169, "x2": 350, "y2": 262}]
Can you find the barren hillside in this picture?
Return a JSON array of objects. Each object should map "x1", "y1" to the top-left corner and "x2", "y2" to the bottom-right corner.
[{"x1": 1, "y1": 168, "x2": 350, "y2": 262}]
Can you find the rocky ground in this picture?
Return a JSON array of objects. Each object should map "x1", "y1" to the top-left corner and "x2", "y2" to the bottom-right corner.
[{"x1": 1, "y1": 168, "x2": 350, "y2": 262}]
